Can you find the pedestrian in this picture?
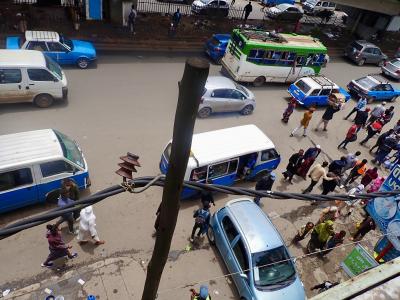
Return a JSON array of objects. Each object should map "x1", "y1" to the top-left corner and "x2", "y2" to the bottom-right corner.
[
  {"x1": 360, "y1": 119, "x2": 384, "y2": 145},
  {"x1": 243, "y1": 1, "x2": 253, "y2": 22},
  {"x1": 310, "y1": 281, "x2": 339, "y2": 293},
  {"x1": 283, "y1": 149, "x2": 304, "y2": 183},
  {"x1": 297, "y1": 145, "x2": 321, "y2": 179},
  {"x1": 77, "y1": 206, "x2": 105, "y2": 245},
  {"x1": 370, "y1": 129, "x2": 394, "y2": 154},
  {"x1": 393, "y1": 120, "x2": 400, "y2": 134},
  {"x1": 342, "y1": 159, "x2": 368, "y2": 187},
  {"x1": 303, "y1": 161, "x2": 334, "y2": 194},
  {"x1": 127, "y1": 4, "x2": 137, "y2": 35},
  {"x1": 344, "y1": 97, "x2": 367, "y2": 120},
  {"x1": 61, "y1": 178, "x2": 80, "y2": 220},
  {"x1": 292, "y1": 222, "x2": 314, "y2": 243},
  {"x1": 367, "y1": 102, "x2": 386, "y2": 125},
  {"x1": 353, "y1": 107, "x2": 370, "y2": 132},
  {"x1": 55, "y1": 187, "x2": 76, "y2": 234},
  {"x1": 306, "y1": 220, "x2": 334, "y2": 253},
  {"x1": 282, "y1": 98, "x2": 297, "y2": 123},
  {"x1": 254, "y1": 172, "x2": 276, "y2": 206},
  {"x1": 290, "y1": 107, "x2": 315, "y2": 137},
  {"x1": 372, "y1": 134, "x2": 398, "y2": 165},
  {"x1": 190, "y1": 202, "x2": 211, "y2": 242},
  {"x1": 328, "y1": 156, "x2": 347, "y2": 176},
  {"x1": 367, "y1": 176, "x2": 385, "y2": 193},
  {"x1": 360, "y1": 167, "x2": 378, "y2": 187},
  {"x1": 322, "y1": 230, "x2": 346, "y2": 256},
  {"x1": 241, "y1": 153, "x2": 257, "y2": 178},
  {"x1": 321, "y1": 172, "x2": 340, "y2": 195},
  {"x1": 343, "y1": 151, "x2": 362, "y2": 172},
  {"x1": 350, "y1": 216, "x2": 375, "y2": 241},
  {"x1": 338, "y1": 124, "x2": 358, "y2": 150},
  {"x1": 41, "y1": 224, "x2": 78, "y2": 267},
  {"x1": 190, "y1": 285, "x2": 211, "y2": 300},
  {"x1": 201, "y1": 190, "x2": 215, "y2": 207},
  {"x1": 317, "y1": 205, "x2": 339, "y2": 224},
  {"x1": 315, "y1": 104, "x2": 341, "y2": 131},
  {"x1": 170, "y1": 8, "x2": 181, "y2": 36},
  {"x1": 382, "y1": 106, "x2": 395, "y2": 125}
]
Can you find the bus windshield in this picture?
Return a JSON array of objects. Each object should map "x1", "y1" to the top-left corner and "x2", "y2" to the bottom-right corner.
[
  {"x1": 45, "y1": 55, "x2": 62, "y2": 80},
  {"x1": 231, "y1": 32, "x2": 245, "y2": 49},
  {"x1": 54, "y1": 130, "x2": 85, "y2": 169}
]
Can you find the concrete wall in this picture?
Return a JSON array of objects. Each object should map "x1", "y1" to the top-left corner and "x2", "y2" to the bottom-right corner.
[{"x1": 387, "y1": 16, "x2": 400, "y2": 31}]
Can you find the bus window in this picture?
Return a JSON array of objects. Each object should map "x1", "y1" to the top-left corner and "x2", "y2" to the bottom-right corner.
[
  {"x1": 208, "y1": 162, "x2": 229, "y2": 179},
  {"x1": 228, "y1": 159, "x2": 239, "y2": 173},
  {"x1": 261, "y1": 149, "x2": 279, "y2": 161},
  {"x1": 280, "y1": 52, "x2": 295, "y2": 66},
  {"x1": 305, "y1": 54, "x2": 314, "y2": 66},
  {"x1": 296, "y1": 56, "x2": 304, "y2": 66},
  {"x1": 190, "y1": 166, "x2": 207, "y2": 181},
  {"x1": 248, "y1": 49, "x2": 265, "y2": 63},
  {"x1": 232, "y1": 33, "x2": 245, "y2": 49},
  {"x1": 272, "y1": 51, "x2": 282, "y2": 60}
]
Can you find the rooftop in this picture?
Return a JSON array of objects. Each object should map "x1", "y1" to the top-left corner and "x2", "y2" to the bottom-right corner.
[{"x1": 0, "y1": 50, "x2": 46, "y2": 68}]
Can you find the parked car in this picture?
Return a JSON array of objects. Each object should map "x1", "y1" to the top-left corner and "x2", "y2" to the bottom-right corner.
[
  {"x1": 347, "y1": 74, "x2": 400, "y2": 103},
  {"x1": 204, "y1": 34, "x2": 230, "y2": 64},
  {"x1": 207, "y1": 198, "x2": 306, "y2": 300},
  {"x1": 261, "y1": 0, "x2": 295, "y2": 6},
  {"x1": 6, "y1": 31, "x2": 97, "y2": 69},
  {"x1": 191, "y1": 0, "x2": 229, "y2": 17},
  {"x1": 198, "y1": 76, "x2": 255, "y2": 117},
  {"x1": 302, "y1": 0, "x2": 336, "y2": 15},
  {"x1": 288, "y1": 75, "x2": 350, "y2": 107},
  {"x1": 344, "y1": 40, "x2": 387, "y2": 66},
  {"x1": 381, "y1": 58, "x2": 400, "y2": 81},
  {"x1": 266, "y1": 4, "x2": 303, "y2": 21}
]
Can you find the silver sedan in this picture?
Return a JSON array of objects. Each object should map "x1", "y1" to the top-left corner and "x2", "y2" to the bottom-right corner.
[
  {"x1": 198, "y1": 76, "x2": 256, "y2": 118},
  {"x1": 381, "y1": 58, "x2": 400, "y2": 81}
]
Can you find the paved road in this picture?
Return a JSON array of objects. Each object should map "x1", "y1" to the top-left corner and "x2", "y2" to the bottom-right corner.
[{"x1": 0, "y1": 53, "x2": 399, "y2": 299}]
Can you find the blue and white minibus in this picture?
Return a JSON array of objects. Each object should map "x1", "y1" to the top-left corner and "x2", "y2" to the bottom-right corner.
[{"x1": 160, "y1": 125, "x2": 280, "y2": 198}]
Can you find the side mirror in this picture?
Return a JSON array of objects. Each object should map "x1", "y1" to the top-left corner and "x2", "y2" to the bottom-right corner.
[{"x1": 240, "y1": 273, "x2": 248, "y2": 280}]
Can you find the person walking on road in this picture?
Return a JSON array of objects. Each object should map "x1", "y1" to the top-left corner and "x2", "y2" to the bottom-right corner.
[
  {"x1": 42, "y1": 224, "x2": 78, "y2": 267},
  {"x1": 353, "y1": 107, "x2": 370, "y2": 132},
  {"x1": 244, "y1": 1, "x2": 253, "y2": 22},
  {"x1": 328, "y1": 157, "x2": 347, "y2": 176},
  {"x1": 370, "y1": 129, "x2": 394, "y2": 153},
  {"x1": 292, "y1": 222, "x2": 314, "y2": 243},
  {"x1": 190, "y1": 202, "x2": 211, "y2": 242},
  {"x1": 315, "y1": 104, "x2": 341, "y2": 131},
  {"x1": 322, "y1": 231, "x2": 346, "y2": 256},
  {"x1": 61, "y1": 178, "x2": 80, "y2": 220},
  {"x1": 127, "y1": 4, "x2": 137, "y2": 35},
  {"x1": 338, "y1": 124, "x2": 358, "y2": 150},
  {"x1": 254, "y1": 172, "x2": 276, "y2": 206},
  {"x1": 367, "y1": 102, "x2": 386, "y2": 125},
  {"x1": 56, "y1": 188, "x2": 76, "y2": 234},
  {"x1": 282, "y1": 98, "x2": 297, "y2": 123},
  {"x1": 344, "y1": 97, "x2": 367, "y2": 120},
  {"x1": 321, "y1": 172, "x2": 340, "y2": 195},
  {"x1": 201, "y1": 190, "x2": 215, "y2": 207},
  {"x1": 372, "y1": 134, "x2": 399, "y2": 165},
  {"x1": 283, "y1": 149, "x2": 304, "y2": 183},
  {"x1": 77, "y1": 206, "x2": 105, "y2": 245},
  {"x1": 360, "y1": 119, "x2": 384, "y2": 146},
  {"x1": 350, "y1": 216, "x2": 375, "y2": 241},
  {"x1": 360, "y1": 167, "x2": 378, "y2": 187},
  {"x1": 190, "y1": 285, "x2": 211, "y2": 300},
  {"x1": 297, "y1": 145, "x2": 321, "y2": 179},
  {"x1": 303, "y1": 161, "x2": 335, "y2": 194},
  {"x1": 343, "y1": 151, "x2": 361, "y2": 172},
  {"x1": 306, "y1": 220, "x2": 334, "y2": 253},
  {"x1": 342, "y1": 159, "x2": 368, "y2": 187},
  {"x1": 382, "y1": 106, "x2": 395, "y2": 126},
  {"x1": 290, "y1": 107, "x2": 315, "y2": 137}
]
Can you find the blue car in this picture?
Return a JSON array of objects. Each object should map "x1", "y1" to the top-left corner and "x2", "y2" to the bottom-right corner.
[
  {"x1": 205, "y1": 34, "x2": 230, "y2": 64},
  {"x1": 207, "y1": 198, "x2": 306, "y2": 300},
  {"x1": 348, "y1": 74, "x2": 400, "y2": 103},
  {"x1": 6, "y1": 31, "x2": 97, "y2": 69},
  {"x1": 288, "y1": 75, "x2": 350, "y2": 107},
  {"x1": 261, "y1": 0, "x2": 295, "y2": 6}
]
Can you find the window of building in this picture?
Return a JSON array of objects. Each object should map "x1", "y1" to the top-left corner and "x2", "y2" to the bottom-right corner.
[
  {"x1": 0, "y1": 69, "x2": 22, "y2": 84},
  {"x1": 0, "y1": 168, "x2": 33, "y2": 192}
]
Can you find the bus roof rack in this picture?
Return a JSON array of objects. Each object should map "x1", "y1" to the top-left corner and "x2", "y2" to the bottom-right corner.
[
  {"x1": 308, "y1": 75, "x2": 335, "y2": 88},
  {"x1": 240, "y1": 29, "x2": 287, "y2": 43}
]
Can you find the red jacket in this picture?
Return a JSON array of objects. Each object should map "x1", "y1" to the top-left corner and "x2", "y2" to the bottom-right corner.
[{"x1": 346, "y1": 125, "x2": 358, "y2": 140}]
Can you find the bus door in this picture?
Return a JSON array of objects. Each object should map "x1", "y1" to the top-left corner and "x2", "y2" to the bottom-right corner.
[
  {"x1": 286, "y1": 56, "x2": 304, "y2": 82},
  {"x1": 249, "y1": 149, "x2": 281, "y2": 179},
  {"x1": 207, "y1": 158, "x2": 239, "y2": 186}
]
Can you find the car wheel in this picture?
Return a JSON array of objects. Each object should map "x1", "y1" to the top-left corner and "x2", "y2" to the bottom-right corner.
[
  {"x1": 207, "y1": 226, "x2": 216, "y2": 245},
  {"x1": 240, "y1": 105, "x2": 254, "y2": 115},
  {"x1": 253, "y1": 76, "x2": 265, "y2": 87},
  {"x1": 198, "y1": 107, "x2": 211, "y2": 118},
  {"x1": 46, "y1": 189, "x2": 60, "y2": 204},
  {"x1": 357, "y1": 59, "x2": 366, "y2": 66},
  {"x1": 34, "y1": 94, "x2": 54, "y2": 108},
  {"x1": 77, "y1": 57, "x2": 90, "y2": 69}
]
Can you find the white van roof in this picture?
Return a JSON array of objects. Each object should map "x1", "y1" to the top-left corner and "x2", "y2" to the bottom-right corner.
[
  {"x1": 0, "y1": 50, "x2": 46, "y2": 68},
  {"x1": 0, "y1": 129, "x2": 63, "y2": 171},
  {"x1": 187, "y1": 125, "x2": 275, "y2": 168}
]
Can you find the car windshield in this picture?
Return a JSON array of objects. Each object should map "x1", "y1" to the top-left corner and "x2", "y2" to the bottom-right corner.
[
  {"x1": 60, "y1": 35, "x2": 73, "y2": 50},
  {"x1": 235, "y1": 83, "x2": 249, "y2": 97},
  {"x1": 54, "y1": 130, "x2": 85, "y2": 169},
  {"x1": 45, "y1": 55, "x2": 62, "y2": 80},
  {"x1": 390, "y1": 59, "x2": 400, "y2": 67},
  {"x1": 252, "y1": 246, "x2": 296, "y2": 288},
  {"x1": 295, "y1": 80, "x2": 312, "y2": 94},
  {"x1": 350, "y1": 41, "x2": 363, "y2": 51},
  {"x1": 355, "y1": 77, "x2": 378, "y2": 90}
]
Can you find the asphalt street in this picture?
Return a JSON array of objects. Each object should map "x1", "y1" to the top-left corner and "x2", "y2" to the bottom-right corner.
[{"x1": 0, "y1": 53, "x2": 399, "y2": 299}]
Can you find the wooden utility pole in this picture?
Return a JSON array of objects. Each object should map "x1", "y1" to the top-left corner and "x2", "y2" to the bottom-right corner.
[{"x1": 141, "y1": 58, "x2": 209, "y2": 300}]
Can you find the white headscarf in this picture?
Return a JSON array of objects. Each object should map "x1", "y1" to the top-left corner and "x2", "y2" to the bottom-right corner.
[{"x1": 79, "y1": 206, "x2": 97, "y2": 235}]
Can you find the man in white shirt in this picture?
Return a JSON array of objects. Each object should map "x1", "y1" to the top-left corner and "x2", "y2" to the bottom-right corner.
[{"x1": 303, "y1": 161, "x2": 335, "y2": 194}]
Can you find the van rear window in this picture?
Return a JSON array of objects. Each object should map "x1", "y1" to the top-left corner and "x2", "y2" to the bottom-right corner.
[{"x1": 351, "y1": 42, "x2": 363, "y2": 51}]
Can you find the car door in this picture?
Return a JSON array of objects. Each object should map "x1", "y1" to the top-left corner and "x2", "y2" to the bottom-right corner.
[
  {"x1": 0, "y1": 167, "x2": 38, "y2": 213},
  {"x1": 227, "y1": 89, "x2": 246, "y2": 111},
  {"x1": 382, "y1": 84, "x2": 394, "y2": 100},
  {"x1": 0, "y1": 68, "x2": 30, "y2": 103},
  {"x1": 373, "y1": 48, "x2": 383, "y2": 64},
  {"x1": 362, "y1": 47, "x2": 374, "y2": 63},
  {"x1": 230, "y1": 236, "x2": 253, "y2": 298},
  {"x1": 46, "y1": 42, "x2": 72, "y2": 65},
  {"x1": 207, "y1": 159, "x2": 238, "y2": 186},
  {"x1": 209, "y1": 89, "x2": 232, "y2": 112},
  {"x1": 26, "y1": 68, "x2": 58, "y2": 97}
]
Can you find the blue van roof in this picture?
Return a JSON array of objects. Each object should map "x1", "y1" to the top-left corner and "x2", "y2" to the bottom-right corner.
[{"x1": 227, "y1": 199, "x2": 284, "y2": 253}]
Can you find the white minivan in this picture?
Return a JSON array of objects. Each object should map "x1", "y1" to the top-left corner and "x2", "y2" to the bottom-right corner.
[
  {"x1": 303, "y1": 0, "x2": 336, "y2": 15},
  {"x1": 0, "y1": 50, "x2": 68, "y2": 108}
]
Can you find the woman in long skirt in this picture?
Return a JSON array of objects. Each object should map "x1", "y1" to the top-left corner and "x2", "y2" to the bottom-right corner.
[{"x1": 282, "y1": 98, "x2": 297, "y2": 123}]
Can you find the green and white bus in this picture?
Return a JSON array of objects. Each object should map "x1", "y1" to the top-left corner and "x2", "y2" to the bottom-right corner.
[{"x1": 221, "y1": 29, "x2": 328, "y2": 86}]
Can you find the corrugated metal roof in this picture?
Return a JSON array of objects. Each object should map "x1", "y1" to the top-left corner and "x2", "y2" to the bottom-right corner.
[{"x1": 0, "y1": 129, "x2": 63, "y2": 171}]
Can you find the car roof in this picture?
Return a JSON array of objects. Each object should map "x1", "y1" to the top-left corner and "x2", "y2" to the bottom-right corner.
[
  {"x1": 0, "y1": 129, "x2": 63, "y2": 171},
  {"x1": 186, "y1": 125, "x2": 276, "y2": 168},
  {"x1": 276, "y1": 3, "x2": 296, "y2": 9},
  {"x1": 226, "y1": 198, "x2": 284, "y2": 253},
  {"x1": 297, "y1": 76, "x2": 338, "y2": 89},
  {"x1": 205, "y1": 76, "x2": 236, "y2": 90},
  {"x1": 0, "y1": 50, "x2": 46, "y2": 68},
  {"x1": 25, "y1": 31, "x2": 60, "y2": 42},
  {"x1": 354, "y1": 40, "x2": 378, "y2": 48},
  {"x1": 366, "y1": 74, "x2": 389, "y2": 84}
]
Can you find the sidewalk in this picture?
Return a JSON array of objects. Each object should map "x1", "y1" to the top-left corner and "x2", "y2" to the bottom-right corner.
[{"x1": 3, "y1": 256, "x2": 146, "y2": 300}]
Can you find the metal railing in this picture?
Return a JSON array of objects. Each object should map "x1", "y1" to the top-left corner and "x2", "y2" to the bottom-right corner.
[{"x1": 12, "y1": 0, "x2": 79, "y2": 6}]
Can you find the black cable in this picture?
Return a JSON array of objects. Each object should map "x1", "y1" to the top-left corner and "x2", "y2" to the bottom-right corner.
[{"x1": 0, "y1": 175, "x2": 398, "y2": 239}]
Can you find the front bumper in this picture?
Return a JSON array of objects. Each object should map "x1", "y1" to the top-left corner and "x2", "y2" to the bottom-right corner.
[{"x1": 62, "y1": 86, "x2": 68, "y2": 99}]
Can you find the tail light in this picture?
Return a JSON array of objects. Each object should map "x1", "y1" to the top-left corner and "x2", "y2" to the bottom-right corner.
[{"x1": 214, "y1": 47, "x2": 221, "y2": 52}]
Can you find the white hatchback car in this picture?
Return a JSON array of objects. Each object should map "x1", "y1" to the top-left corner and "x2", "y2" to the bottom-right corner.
[{"x1": 198, "y1": 76, "x2": 256, "y2": 118}]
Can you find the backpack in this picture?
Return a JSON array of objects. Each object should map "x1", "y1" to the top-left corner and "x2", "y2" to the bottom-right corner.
[{"x1": 195, "y1": 209, "x2": 209, "y2": 225}]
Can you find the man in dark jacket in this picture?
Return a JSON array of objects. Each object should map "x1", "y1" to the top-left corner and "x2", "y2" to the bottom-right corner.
[
  {"x1": 373, "y1": 134, "x2": 398, "y2": 165},
  {"x1": 370, "y1": 129, "x2": 394, "y2": 154},
  {"x1": 283, "y1": 149, "x2": 304, "y2": 183},
  {"x1": 190, "y1": 202, "x2": 211, "y2": 242},
  {"x1": 354, "y1": 107, "x2": 370, "y2": 132},
  {"x1": 328, "y1": 157, "x2": 347, "y2": 176},
  {"x1": 254, "y1": 172, "x2": 276, "y2": 205},
  {"x1": 244, "y1": 1, "x2": 252, "y2": 21},
  {"x1": 315, "y1": 105, "x2": 341, "y2": 131}
]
